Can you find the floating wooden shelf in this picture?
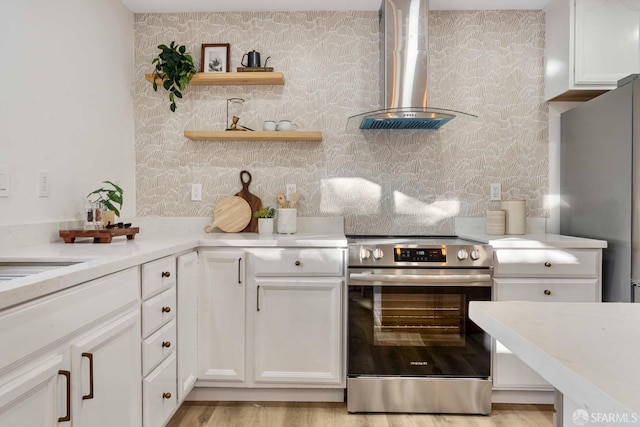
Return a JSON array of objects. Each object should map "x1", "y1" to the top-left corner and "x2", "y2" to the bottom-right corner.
[
  {"x1": 144, "y1": 72, "x2": 284, "y2": 86},
  {"x1": 184, "y1": 130, "x2": 323, "y2": 142}
]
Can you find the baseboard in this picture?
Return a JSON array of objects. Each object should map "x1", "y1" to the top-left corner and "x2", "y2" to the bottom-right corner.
[
  {"x1": 492, "y1": 389, "x2": 555, "y2": 404},
  {"x1": 186, "y1": 387, "x2": 345, "y2": 403}
]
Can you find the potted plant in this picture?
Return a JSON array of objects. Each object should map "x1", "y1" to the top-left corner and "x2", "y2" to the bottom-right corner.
[
  {"x1": 254, "y1": 206, "x2": 276, "y2": 234},
  {"x1": 87, "y1": 181, "x2": 123, "y2": 227},
  {"x1": 150, "y1": 41, "x2": 197, "y2": 112}
]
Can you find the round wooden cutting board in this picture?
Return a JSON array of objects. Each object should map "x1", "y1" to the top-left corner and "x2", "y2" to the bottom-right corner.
[{"x1": 204, "y1": 196, "x2": 252, "y2": 233}]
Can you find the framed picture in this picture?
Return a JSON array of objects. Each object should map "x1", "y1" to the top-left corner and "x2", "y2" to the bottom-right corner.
[{"x1": 201, "y1": 43, "x2": 230, "y2": 73}]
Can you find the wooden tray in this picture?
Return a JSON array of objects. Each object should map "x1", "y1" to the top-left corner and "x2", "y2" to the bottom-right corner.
[
  {"x1": 236, "y1": 67, "x2": 274, "y2": 72},
  {"x1": 59, "y1": 228, "x2": 140, "y2": 243}
]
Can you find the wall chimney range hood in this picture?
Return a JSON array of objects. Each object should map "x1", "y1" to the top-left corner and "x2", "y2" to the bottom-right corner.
[{"x1": 347, "y1": 0, "x2": 476, "y2": 130}]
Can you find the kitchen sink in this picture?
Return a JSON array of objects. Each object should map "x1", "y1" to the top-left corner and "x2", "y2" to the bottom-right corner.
[{"x1": 0, "y1": 262, "x2": 83, "y2": 282}]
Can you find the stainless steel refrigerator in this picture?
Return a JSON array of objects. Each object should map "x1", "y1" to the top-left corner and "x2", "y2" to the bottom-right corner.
[{"x1": 560, "y1": 74, "x2": 640, "y2": 302}]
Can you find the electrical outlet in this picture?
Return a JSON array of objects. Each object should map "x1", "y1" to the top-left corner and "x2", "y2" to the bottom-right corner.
[
  {"x1": 38, "y1": 173, "x2": 49, "y2": 198},
  {"x1": 490, "y1": 183, "x2": 501, "y2": 201},
  {"x1": 191, "y1": 183, "x2": 202, "y2": 201},
  {"x1": 285, "y1": 183, "x2": 296, "y2": 201}
]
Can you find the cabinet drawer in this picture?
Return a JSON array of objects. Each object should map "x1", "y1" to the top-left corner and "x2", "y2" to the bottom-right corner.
[
  {"x1": 141, "y1": 256, "x2": 176, "y2": 300},
  {"x1": 251, "y1": 249, "x2": 344, "y2": 277},
  {"x1": 142, "y1": 319, "x2": 176, "y2": 376},
  {"x1": 494, "y1": 249, "x2": 598, "y2": 277},
  {"x1": 142, "y1": 287, "x2": 176, "y2": 338},
  {"x1": 143, "y1": 352, "x2": 177, "y2": 427},
  {"x1": 494, "y1": 278, "x2": 599, "y2": 302}
]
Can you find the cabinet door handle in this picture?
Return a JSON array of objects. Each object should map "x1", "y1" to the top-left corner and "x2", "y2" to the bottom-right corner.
[
  {"x1": 544, "y1": 289, "x2": 552, "y2": 296},
  {"x1": 295, "y1": 260, "x2": 301, "y2": 266},
  {"x1": 238, "y1": 257, "x2": 243, "y2": 284},
  {"x1": 163, "y1": 392, "x2": 172, "y2": 399},
  {"x1": 257, "y1": 285, "x2": 260, "y2": 311},
  {"x1": 162, "y1": 306, "x2": 171, "y2": 313},
  {"x1": 161, "y1": 271, "x2": 171, "y2": 278},
  {"x1": 162, "y1": 341, "x2": 171, "y2": 348},
  {"x1": 58, "y1": 370, "x2": 71, "y2": 422},
  {"x1": 82, "y1": 352, "x2": 94, "y2": 400},
  {"x1": 544, "y1": 262, "x2": 552, "y2": 267}
]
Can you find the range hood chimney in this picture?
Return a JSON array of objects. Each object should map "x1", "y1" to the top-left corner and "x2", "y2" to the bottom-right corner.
[{"x1": 347, "y1": 0, "x2": 476, "y2": 130}]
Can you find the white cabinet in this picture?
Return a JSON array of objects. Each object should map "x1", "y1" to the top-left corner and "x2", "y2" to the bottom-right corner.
[
  {"x1": 177, "y1": 251, "x2": 198, "y2": 401},
  {"x1": 197, "y1": 247, "x2": 345, "y2": 390},
  {"x1": 492, "y1": 248, "x2": 602, "y2": 393},
  {"x1": 198, "y1": 250, "x2": 246, "y2": 383},
  {"x1": 544, "y1": 0, "x2": 640, "y2": 101},
  {"x1": 70, "y1": 309, "x2": 141, "y2": 427},
  {"x1": 0, "y1": 354, "x2": 68, "y2": 426},
  {"x1": 253, "y1": 278, "x2": 342, "y2": 385},
  {"x1": 0, "y1": 267, "x2": 140, "y2": 427},
  {"x1": 140, "y1": 255, "x2": 178, "y2": 427}
]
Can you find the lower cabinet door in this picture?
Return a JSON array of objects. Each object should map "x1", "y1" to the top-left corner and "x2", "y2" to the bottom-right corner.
[
  {"x1": 0, "y1": 353, "x2": 68, "y2": 427},
  {"x1": 143, "y1": 352, "x2": 177, "y2": 427},
  {"x1": 71, "y1": 309, "x2": 142, "y2": 427},
  {"x1": 177, "y1": 251, "x2": 198, "y2": 401},
  {"x1": 253, "y1": 278, "x2": 342, "y2": 385}
]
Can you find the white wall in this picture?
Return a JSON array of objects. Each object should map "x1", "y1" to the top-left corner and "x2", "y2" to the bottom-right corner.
[{"x1": 0, "y1": 0, "x2": 135, "y2": 226}]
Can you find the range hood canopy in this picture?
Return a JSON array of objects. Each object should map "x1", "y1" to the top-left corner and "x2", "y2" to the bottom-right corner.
[{"x1": 347, "y1": 0, "x2": 477, "y2": 130}]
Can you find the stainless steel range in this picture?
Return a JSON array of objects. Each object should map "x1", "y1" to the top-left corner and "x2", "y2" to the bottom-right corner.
[{"x1": 346, "y1": 236, "x2": 493, "y2": 415}]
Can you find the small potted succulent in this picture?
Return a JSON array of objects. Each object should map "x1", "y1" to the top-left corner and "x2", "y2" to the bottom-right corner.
[
  {"x1": 254, "y1": 206, "x2": 276, "y2": 234},
  {"x1": 87, "y1": 181, "x2": 123, "y2": 227}
]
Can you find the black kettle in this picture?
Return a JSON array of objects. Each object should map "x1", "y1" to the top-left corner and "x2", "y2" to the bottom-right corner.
[{"x1": 241, "y1": 50, "x2": 270, "y2": 68}]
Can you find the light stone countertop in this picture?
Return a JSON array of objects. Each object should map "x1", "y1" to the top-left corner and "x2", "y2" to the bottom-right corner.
[
  {"x1": 0, "y1": 227, "x2": 347, "y2": 311},
  {"x1": 460, "y1": 233, "x2": 608, "y2": 249},
  {"x1": 470, "y1": 301, "x2": 640, "y2": 421}
]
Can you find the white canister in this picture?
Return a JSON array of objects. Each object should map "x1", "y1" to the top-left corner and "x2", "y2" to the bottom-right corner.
[
  {"x1": 486, "y1": 210, "x2": 506, "y2": 235},
  {"x1": 501, "y1": 199, "x2": 526, "y2": 235},
  {"x1": 277, "y1": 208, "x2": 297, "y2": 234}
]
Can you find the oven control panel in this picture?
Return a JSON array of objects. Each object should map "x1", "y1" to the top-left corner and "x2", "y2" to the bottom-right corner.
[{"x1": 394, "y1": 248, "x2": 446, "y2": 263}]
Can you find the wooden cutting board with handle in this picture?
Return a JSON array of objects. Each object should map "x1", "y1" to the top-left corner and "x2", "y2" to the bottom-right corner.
[
  {"x1": 204, "y1": 196, "x2": 252, "y2": 233},
  {"x1": 235, "y1": 170, "x2": 262, "y2": 232}
]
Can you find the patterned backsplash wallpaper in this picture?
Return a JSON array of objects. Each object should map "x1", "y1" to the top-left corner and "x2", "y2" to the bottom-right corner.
[{"x1": 134, "y1": 10, "x2": 547, "y2": 234}]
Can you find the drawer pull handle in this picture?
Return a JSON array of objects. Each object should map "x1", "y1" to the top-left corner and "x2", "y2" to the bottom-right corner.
[
  {"x1": 58, "y1": 370, "x2": 71, "y2": 422},
  {"x1": 162, "y1": 306, "x2": 171, "y2": 313},
  {"x1": 544, "y1": 262, "x2": 552, "y2": 268},
  {"x1": 161, "y1": 271, "x2": 171, "y2": 278},
  {"x1": 162, "y1": 341, "x2": 171, "y2": 348},
  {"x1": 295, "y1": 260, "x2": 301, "y2": 266},
  {"x1": 82, "y1": 352, "x2": 94, "y2": 400},
  {"x1": 163, "y1": 392, "x2": 172, "y2": 399},
  {"x1": 544, "y1": 289, "x2": 552, "y2": 296}
]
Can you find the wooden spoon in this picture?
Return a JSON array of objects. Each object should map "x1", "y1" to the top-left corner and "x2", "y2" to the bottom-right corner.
[
  {"x1": 289, "y1": 192, "x2": 300, "y2": 208},
  {"x1": 276, "y1": 193, "x2": 287, "y2": 208}
]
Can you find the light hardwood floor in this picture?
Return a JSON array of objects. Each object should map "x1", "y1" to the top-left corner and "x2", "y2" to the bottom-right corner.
[{"x1": 167, "y1": 402, "x2": 554, "y2": 427}]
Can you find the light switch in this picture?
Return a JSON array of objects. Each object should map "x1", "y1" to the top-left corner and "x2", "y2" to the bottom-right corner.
[
  {"x1": 38, "y1": 173, "x2": 49, "y2": 198},
  {"x1": 0, "y1": 171, "x2": 8, "y2": 197}
]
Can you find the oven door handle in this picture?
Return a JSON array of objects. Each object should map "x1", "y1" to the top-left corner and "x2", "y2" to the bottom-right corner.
[{"x1": 349, "y1": 272, "x2": 492, "y2": 286}]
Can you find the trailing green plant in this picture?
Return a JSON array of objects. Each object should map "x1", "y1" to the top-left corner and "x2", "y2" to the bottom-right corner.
[
  {"x1": 151, "y1": 41, "x2": 197, "y2": 112},
  {"x1": 87, "y1": 181, "x2": 123, "y2": 217},
  {"x1": 254, "y1": 206, "x2": 276, "y2": 219}
]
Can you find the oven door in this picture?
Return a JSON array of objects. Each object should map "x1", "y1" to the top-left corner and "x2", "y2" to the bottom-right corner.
[{"x1": 348, "y1": 268, "x2": 492, "y2": 379}]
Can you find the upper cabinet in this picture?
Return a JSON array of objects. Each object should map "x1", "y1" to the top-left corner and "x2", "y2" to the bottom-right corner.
[{"x1": 545, "y1": 0, "x2": 640, "y2": 101}]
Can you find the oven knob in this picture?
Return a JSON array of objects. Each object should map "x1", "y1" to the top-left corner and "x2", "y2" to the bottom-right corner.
[
  {"x1": 457, "y1": 249, "x2": 469, "y2": 260},
  {"x1": 360, "y1": 248, "x2": 371, "y2": 260},
  {"x1": 373, "y1": 248, "x2": 384, "y2": 260},
  {"x1": 470, "y1": 249, "x2": 481, "y2": 260}
]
